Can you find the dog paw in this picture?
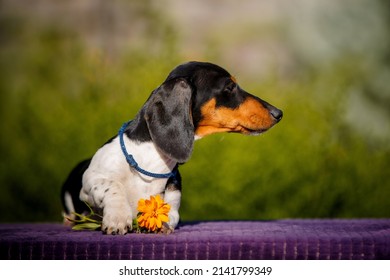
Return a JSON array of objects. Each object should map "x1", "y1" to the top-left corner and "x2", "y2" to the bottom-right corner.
[
  {"x1": 160, "y1": 222, "x2": 174, "y2": 235},
  {"x1": 102, "y1": 206, "x2": 133, "y2": 235}
]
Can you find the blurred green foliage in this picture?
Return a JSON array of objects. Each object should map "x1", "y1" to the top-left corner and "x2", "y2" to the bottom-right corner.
[{"x1": 0, "y1": 1, "x2": 389, "y2": 222}]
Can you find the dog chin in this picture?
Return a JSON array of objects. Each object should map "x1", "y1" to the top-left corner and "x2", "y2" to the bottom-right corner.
[
  {"x1": 249, "y1": 130, "x2": 266, "y2": 136},
  {"x1": 241, "y1": 126, "x2": 268, "y2": 136}
]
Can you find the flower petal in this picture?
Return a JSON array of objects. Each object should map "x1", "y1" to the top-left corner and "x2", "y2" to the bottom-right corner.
[
  {"x1": 159, "y1": 214, "x2": 169, "y2": 223},
  {"x1": 156, "y1": 217, "x2": 162, "y2": 229}
]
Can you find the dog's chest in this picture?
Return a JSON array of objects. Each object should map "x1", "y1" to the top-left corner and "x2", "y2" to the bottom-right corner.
[
  {"x1": 87, "y1": 136, "x2": 176, "y2": 211},
  {"x1": 123, "y1": 172, "x2": 168, "y2": 211}
]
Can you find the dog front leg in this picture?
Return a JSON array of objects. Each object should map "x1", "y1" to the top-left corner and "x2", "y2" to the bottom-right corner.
[
  {"x1": 80, "y1": 178, "x2": 133, "y2": 235},
  {"x1": 162, "y1": 182, "x2": 181, "y2": 233}
]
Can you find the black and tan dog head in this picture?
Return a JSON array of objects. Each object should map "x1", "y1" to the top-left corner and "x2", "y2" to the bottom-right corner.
[{"x1": 141, "y1": 61, "x2": 283, "y2": 162}]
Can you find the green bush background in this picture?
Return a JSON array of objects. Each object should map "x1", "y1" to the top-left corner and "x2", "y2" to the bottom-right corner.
[{"x1": 1, "y1": 0, "x2": 389, "y2": 222}]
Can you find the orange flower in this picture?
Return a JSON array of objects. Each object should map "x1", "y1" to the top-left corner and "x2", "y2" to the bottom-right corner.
[{"x1": 137, "y1": 195, "x2": 170, "y2": 232}]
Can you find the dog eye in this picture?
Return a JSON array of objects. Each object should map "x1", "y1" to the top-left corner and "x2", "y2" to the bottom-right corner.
[{"x1": 224, "y1": 83, "x2": 236, "y2": 93}]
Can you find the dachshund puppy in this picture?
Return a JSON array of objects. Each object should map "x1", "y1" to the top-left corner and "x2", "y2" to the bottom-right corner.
[{"x1": 61, "y1": 61, "x2": 282, "y2": 234}]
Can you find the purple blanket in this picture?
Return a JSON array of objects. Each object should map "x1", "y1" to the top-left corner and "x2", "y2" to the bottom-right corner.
[{"x1": 1, "y1": 219, "x2": 389, "y2": 260}]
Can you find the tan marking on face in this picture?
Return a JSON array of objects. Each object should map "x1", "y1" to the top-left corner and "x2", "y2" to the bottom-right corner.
[
  {"x1": 195, "y1": 98, "x2": 276, "y2": 137},
  {"x1": 230, "y1": 76, "x2": 237, "y2": 83}
]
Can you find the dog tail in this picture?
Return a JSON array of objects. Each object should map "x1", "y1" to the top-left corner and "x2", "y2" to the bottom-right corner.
[{"x1": 60, "y1": 158, "x2": 91, "y2": 224}]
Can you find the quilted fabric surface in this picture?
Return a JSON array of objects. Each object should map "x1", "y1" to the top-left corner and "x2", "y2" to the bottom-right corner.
[{"x1": 0, "y1": 220, "x2": 389, "y2": 260}]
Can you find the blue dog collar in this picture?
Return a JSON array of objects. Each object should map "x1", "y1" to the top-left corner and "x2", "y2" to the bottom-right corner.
[{"x1": 119, "y1": 121, "x2": 177, "y2": 179}]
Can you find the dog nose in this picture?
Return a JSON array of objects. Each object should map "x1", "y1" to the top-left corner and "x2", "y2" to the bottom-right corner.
[
  {"x1": 259, "y1": 99, "x2": 283, "y2": 122},
  {"x1": 270, "y1": 107, "x2": 283, "y2": 122}
]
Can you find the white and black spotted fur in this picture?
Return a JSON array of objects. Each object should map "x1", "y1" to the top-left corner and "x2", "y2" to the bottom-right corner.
[{"x1": 61, "y1": 61, "x2": 283, "y2": 235}]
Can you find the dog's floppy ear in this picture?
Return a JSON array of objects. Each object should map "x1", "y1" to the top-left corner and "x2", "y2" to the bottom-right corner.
[{"x1": 145, "y1": 78, "x2": 194, "y2": 163}]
